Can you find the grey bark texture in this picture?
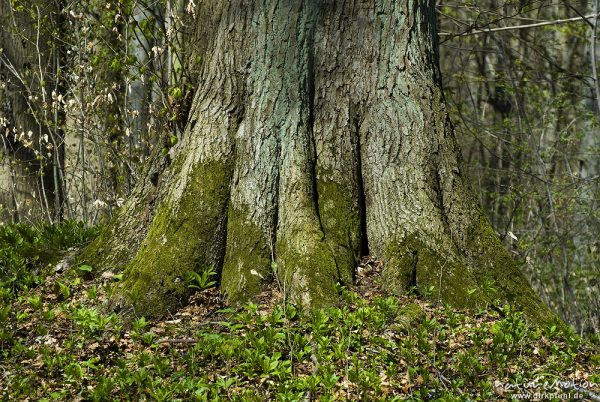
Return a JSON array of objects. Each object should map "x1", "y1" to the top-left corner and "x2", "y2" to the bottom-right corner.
[{"x1": 85, "y1": 0, "x2": 553, "y2": 323}]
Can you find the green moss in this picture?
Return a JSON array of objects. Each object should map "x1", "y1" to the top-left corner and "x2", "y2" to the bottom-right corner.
[
  {"x1": 114, "y1": 159, "x2": 233, "y2": 318},
  {"x1": 77, "y1": 211, "x2": 123, "y2": 271},
  {"x1": 383, "y1": 234, "x2": 488, "y2": 309},
  {"x1": 77, "y1": 225, "x2": 110, "y2": 266},
  {"x1": 220, "y1": 205, "x2": 271, "y2": 305},
  {"x1": 381, "y1": 218, "x2": 555, "y2": 326},
  {"x1": 276, "y1": 224, "x2": 340, "y2": 309},
  {"x1": 389, "y1": 303, "x2": 426, "y2": 333},
  {"x1": 316, "y1": 177, "x2": 361, "y2": 284},
  {"x1": 465, "y1": 214, "x2": 555, "y2": 325}
]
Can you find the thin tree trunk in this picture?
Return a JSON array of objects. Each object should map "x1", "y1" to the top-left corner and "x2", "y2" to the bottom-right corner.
[{"x1": 0, "y1": 0, "x2": 60, "y2": 222}]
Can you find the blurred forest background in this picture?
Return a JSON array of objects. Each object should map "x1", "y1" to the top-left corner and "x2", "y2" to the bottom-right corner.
[{"x1": 0, "y1": 0, "x2": 598, "y2": 335}]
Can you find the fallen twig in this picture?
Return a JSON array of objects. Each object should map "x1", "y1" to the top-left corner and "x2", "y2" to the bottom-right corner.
[{"x1": 158, "y1": 338, "x2": 199, "y2": 344}]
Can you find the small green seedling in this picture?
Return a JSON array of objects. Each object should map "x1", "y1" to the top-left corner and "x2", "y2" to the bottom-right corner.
[
  {"x1": 186, "y1": 266, "x2": 217, "y2": 291},
  {"x1": 77, "y1": 264, "x2": 94, "y2": 279}
]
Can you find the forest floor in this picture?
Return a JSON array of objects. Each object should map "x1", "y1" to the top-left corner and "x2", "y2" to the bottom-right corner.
[{"x1": 0, "y1": 223, "x2": 599, "y2": 401}]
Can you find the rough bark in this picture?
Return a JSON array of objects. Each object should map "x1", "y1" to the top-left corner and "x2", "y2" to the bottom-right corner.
[{"x1": 87, "y1": 0, "x2": 553, "y2": 323}]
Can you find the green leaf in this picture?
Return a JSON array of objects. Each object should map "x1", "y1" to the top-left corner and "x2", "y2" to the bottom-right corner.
[{"x1": 78, "y1": 265, "x2": 93, "y2": 273}]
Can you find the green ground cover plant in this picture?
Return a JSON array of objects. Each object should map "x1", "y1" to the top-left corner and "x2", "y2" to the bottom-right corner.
[
  {"x1": 0, "y1": 222, "x2": 597, "y2": 401},
  {"x1": 0, "y1": 221, "x2": 100, "y2": 300}
]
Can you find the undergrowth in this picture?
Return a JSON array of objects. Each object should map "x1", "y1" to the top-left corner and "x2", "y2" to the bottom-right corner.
[
  {"x1": 0, "y1": 222, "x2": 598, "y2": 401},
  {"x1": 0, "y1": 221, "x2": 100, "y2": 300}
]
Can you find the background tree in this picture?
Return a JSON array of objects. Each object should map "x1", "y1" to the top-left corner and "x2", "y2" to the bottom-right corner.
[
  {"x1": 0, "y1": 0, "x2": 64, "y2": 222},
  {"x1": 439, "y1": 0, "x2": 599, "y2": 334},
  {"x1": 60, "y1": 0, "x2": 199, "y2": 224},
  {"x1": 0, "y1": 0, "x2": 199, "y2": 224}
]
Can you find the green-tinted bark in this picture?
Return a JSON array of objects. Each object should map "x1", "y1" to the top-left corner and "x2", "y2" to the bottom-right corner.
[
  {"x1": 383, "y1": 234, "x2": 488, "y2": 309},
  {"x1": 77, "y1": 219, "x2": 120, "y2": 269},
  {"x1": 316, "y1": 176, "x2": 361, "y2": 285},
  {"x1": 221, "y1": 205, "x2": 272, "y2": 305},
  {"x1": 76, "y1": 0, "x2": 557, "y2": 329},
  {"x1": 113, "y1": 160, "x2": 232, "y2": 317},
  {"x1": 276, "y1": 231, "x2": 339, "y2": 309},
  {"x1": 465, "y1": 214, "x2": 555, "y2": 324}
]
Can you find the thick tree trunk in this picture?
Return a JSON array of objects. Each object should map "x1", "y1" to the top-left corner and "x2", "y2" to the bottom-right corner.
[{"x1": 85, "y1": 0, "x2": 553, "y2": 323}]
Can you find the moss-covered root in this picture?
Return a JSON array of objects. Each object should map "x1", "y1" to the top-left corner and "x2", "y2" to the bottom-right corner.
[
  {"x1": 316, "y1": 177, "x2": 362, "y2": 285},
  {"x1": 220, "y1": 206, "x2": 272, "y2": 305},
  {"x1": 77, "y1": 219, "x2": 121, "y2": 270},
  {"x1": 276, "y1": 223, "x2": 340, "y2": 309},
  {"x1": 383, "y1": 234, "x2": 489, "y2": 309},
  {"x1": 77, "y1": 183, "x2": 155, "y2": 273},
  {"x1": 110, "y1": 160, "x2": 233, "y2": 318},
  {"x1": 466, "y1": 215, "x2": 555, "y2": 325}
]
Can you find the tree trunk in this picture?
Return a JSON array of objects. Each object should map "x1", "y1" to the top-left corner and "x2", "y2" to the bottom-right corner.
[
  {"x1": 82, "y1": 0, "x2": 553, "y2": 323},
  {"x1": 0, "y1": 0, "x2": 62, "y2": 222}
]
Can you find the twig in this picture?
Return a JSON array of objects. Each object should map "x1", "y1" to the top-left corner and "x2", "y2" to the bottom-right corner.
[
  {"x1": 159, "y1": 338, "x2": 199, "y2": 344},
  {"x1": 558, "y1": 382, "x2": 600, "y2": 402},
  {"x1": 591, "y1": 2, "x2": 600, "y2": 116},
  {"x1": 440, "y1": 12, "x2": 600, "y2": 37},
  {"x1": 195, "y1": 321, "x2": 229, "y2": 327}
]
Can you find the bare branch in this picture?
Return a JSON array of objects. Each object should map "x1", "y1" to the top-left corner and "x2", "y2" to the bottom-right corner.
[{"x1": 440, "y1": 12, "x2": 600, "y2": 37}]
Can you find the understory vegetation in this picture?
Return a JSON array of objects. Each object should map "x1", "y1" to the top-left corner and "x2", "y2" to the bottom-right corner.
[{"x1": 0, "y1": 223, "x2": 598, "y2": 401}]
